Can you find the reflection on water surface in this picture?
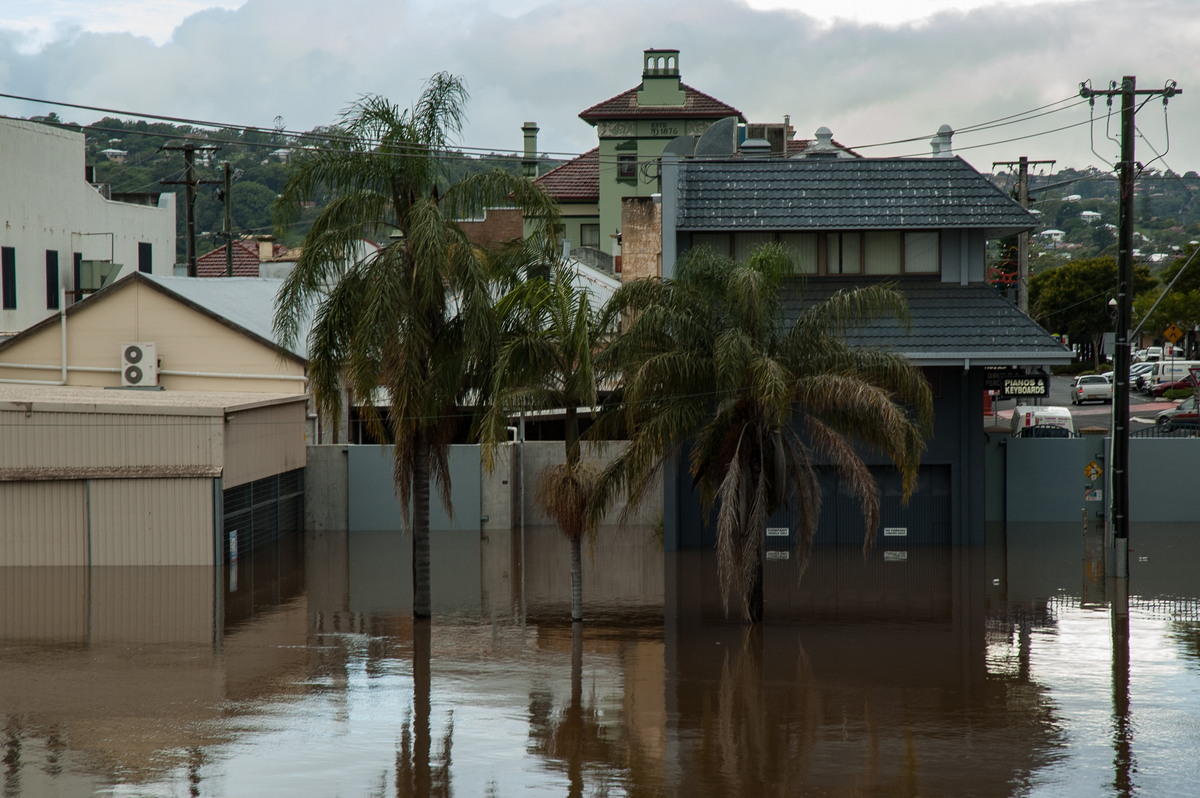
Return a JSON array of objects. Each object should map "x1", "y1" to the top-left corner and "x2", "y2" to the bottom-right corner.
[{"x1": 0, "y1": 523, "x2": 1198, "y2": 796}]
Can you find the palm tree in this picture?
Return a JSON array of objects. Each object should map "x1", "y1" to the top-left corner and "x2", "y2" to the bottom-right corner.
[
  {"x1": 479, "y1": 252, "x2": 612, "y2": 622},
  {"x1": 592, "y1": 243, "x2": 933, "y2": 623},
  {"x1": 273, "y1": 75, "x2": 557, "y2": 618}
]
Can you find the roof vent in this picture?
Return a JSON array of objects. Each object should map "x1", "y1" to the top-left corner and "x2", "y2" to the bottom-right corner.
[
  {"x1": 803, "y1": 126, "x2": 841, "y2": 159},
  {"x1": 930, "y1": 124, "x2": 954, "y2": 158},
  {"x1": 739, "y1": 137, "x2": 772, "y2": 159}
]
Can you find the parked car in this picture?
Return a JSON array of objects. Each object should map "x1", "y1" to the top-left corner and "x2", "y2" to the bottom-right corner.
[
  {"x1": 1129, "y1": 362, "x2": 1155, "y2": 386},
  {"x1": 1148, "y1": 378, "x2": 1197, "y2": 398},
  {"x1": 1072, "y1": 374, "x2": 1113, "y2": 405},
  {"x1": 1156, "y1": 395, "x2": 1199, "y2": 428}
]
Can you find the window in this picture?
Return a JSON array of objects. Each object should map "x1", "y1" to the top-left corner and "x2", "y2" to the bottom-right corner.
[
  {"x1": 138, "y1": 242, "x2": 152, "y2": 273},
  {"x1": 904, "y1": 232, "x2": 939, "y2": 273},
  {"x1": 864, "y1": 231, "x2": 903, "y2": 275},
  {"x1": 580, "y1": 224, "x2": 601, "y2": 249},
  {"x1": 826, "y1": 233, "x2": 862, "y2": 274},
  {"x1": 686, "y1": 231, "x2": 940, "y2": 276},
  {"x1": 778, "y1": 233, "x2": 818, "y2": 274},
  {"x1": 1, "y1": 247, "x2": 15, "y2": 309},
  {"x1": 72, "y1": 252, "x2": 82, "y2": 305},
  {"x1": 617, "y1": 154, "x2": 637, "y2": 180},
  {"x1": 46, "y1": 250, "x2": 59, "y2": 310},
  {"x1": 733, "y1": 231, "x2": 774, "y2": 263}
]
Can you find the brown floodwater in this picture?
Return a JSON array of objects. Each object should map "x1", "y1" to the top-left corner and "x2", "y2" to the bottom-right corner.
[{"x1": 1, "y1": 522, "x2": 1198, "y2": 797}]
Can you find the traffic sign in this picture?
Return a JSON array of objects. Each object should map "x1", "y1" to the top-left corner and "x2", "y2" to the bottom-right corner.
[{"x1": 1164, "y1": 324, "x2": 1184, "y2": 344}]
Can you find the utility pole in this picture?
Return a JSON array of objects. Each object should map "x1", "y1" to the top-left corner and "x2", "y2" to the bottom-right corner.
[
  {"x1": 993, "y1": 156, "x2": 1055, "y2": 314},
  {"x1": 161, "y1": 142, "x2": 220, "y2": 277},
  {"x1": 1080, "y1": 76, "x2": 1181, "y2": 578},
  {"x1": 221, "y1": 162, "x2": 234, "y2": 277}
]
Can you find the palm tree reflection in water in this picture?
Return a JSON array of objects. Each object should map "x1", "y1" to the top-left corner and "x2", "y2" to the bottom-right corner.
[{"x1": 396, "y1": 620, "x2": 453, "y2": 798}]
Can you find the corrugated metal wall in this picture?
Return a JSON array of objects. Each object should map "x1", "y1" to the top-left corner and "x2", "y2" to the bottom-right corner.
[
  {"x1": 0, "y1": 566, "x2": 214, "y2": 643},
  {"x1": 0, "y1": 478, "x2": 214, "y2": 566},
  {"x1": 0, "y1": 407, "x2": 222, "y2": 473},
  {"x1": 0, "y1": 481, "x2": 86, "y2": 565},
  {"x1": 223, "y1": 401, "x2": 307, "y2": 489},
  {"x1": 90, "y1": 478, "x2": 215, "y2": 566}
]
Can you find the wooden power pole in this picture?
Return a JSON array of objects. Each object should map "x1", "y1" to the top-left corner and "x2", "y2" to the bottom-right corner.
[
  {"x1": 994, "y1": 156, "x2": 1055, "y2": 314},
  {"x1": 1080, "y1": 76, "x2": 1181, "y2": 577},
  {"x1": 161, "y1": 142, "x2": 220, "y2": 277}
]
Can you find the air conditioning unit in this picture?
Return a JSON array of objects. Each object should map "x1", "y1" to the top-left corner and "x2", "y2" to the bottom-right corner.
[{"x1": 121, "y1": 342, "x2": 158, "y2": 387}]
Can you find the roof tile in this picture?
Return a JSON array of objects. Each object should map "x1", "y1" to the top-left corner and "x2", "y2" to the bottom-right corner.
[
  {"x1": 782, "y1": 278, "x2": 1070, "y2": 364},
  {"x1": 675, "y1": 157, "x2": 1035, "y2": 234},
  {"x1": 533, "y1": 148, "x2": 599, "y2": 202},
  {"x1": 580, "y1": 83, "x2": 743, "y2": 122}
]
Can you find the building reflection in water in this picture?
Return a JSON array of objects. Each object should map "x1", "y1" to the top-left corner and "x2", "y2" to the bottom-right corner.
[{"x1": 0, "y1": 522, "x2": 1197, "y2": 795}]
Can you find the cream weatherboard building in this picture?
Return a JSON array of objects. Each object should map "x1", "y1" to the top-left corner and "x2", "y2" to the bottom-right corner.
[
  {"x1": 0, "y1": 117, "x2": 176, "y2": 337},
  {"x1": 0, "y1": 272, "x2": 310, "y2": 566}
]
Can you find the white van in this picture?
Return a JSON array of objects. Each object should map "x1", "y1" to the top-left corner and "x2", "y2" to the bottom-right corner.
[
  {"x1": 1137, "y1": 360, "x2": 1200, "y2": 390},
  {"x1": 1010, "y1": 405, "x2": 1075, "y2": 437}
]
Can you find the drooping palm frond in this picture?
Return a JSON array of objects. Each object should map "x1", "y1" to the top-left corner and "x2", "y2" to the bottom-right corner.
[
  {"x1": 271, "y1": 77, "x2": 558, "y2": 619},
  {"x1": 592, "y1": 242, "x2": 933, "y2": 622}
]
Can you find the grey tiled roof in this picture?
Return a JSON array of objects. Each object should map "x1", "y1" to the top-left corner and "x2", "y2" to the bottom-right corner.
[
  {"x1": 676, "y1": 157, "x2": 1036, "y2": 235},
  {"x1": 781, "y1": 278, "x2": 1072, "y2": 365}
]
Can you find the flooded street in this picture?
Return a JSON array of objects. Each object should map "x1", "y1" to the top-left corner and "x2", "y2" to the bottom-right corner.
[{"x1": 1, "y1": 524, "x2": 1198, "y2": 797}]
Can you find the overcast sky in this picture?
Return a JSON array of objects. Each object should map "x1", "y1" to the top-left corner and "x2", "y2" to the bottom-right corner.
[{"x1": 0, "y1": 0, "x2": 1195, "y2": 176}]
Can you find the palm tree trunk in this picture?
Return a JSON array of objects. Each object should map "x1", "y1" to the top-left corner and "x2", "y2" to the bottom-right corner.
[
  {"x1": 747, "y1": 537, "x2": 764, "y2": 623},
  {"x1": 564, "y1": 406, "x2": 580, "y2": 469},
  {"x1": 412, "y1": 430, "x2": 432, "y2": 619},
  {"x1": 570, "y1": 534, "x2": 583, "y2": 622}
]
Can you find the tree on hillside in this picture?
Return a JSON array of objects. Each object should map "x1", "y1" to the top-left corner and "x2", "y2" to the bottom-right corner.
[
  {"x1": 1134, "y1": 244, "x2": 1200, "y2": 355},
  {"x1": 589, "y1": 244, "x2": 932, "y2": 623},
  {"x1": 479, "y1": 251, "x2": 612, "y2": 622},
  {"x1": 273, "y1": 75, "x2": 558, "y2": 618},
  {"x1": 1029, "y1": 256, "x2": 1156, "y2": 366}
]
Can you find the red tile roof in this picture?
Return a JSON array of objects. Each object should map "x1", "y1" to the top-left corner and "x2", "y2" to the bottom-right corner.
[
  {"x1": 196, "y1": 240, "x2": 289, "y2": 277},
  {"x1": 580, "y1": 83, "x2": 743, "y2": 122},
  {"x1": 534, "y1": 148, "x2": 599, "y2": 203},
  {"x1": 786, "y1": 138, "x2": 861, "y2": 157}
]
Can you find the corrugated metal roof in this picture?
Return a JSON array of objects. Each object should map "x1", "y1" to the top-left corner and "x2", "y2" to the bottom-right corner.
[
  {"x1": 145, "y1": 275, "x2": 313, "y2": 360},
  {"x1": 675, "y1": 157, "x2": 1036, "y2": 234},
  {"x1": 782, "y1": 279, "x2": 1072, "y2": 365}
]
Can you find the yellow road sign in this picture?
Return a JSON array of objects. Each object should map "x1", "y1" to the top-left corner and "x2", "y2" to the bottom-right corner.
[
  {"x1": 1164, "y1": 324, "x2": 1184, "y2": 344},
  {"x1": 1085, "y1": 461, "x2": 1103, "y2": 481}
]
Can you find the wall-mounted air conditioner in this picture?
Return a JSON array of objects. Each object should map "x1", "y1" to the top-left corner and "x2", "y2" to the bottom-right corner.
[{"x1": 121, "y1": 342, "x2": 158, "y2": 387}]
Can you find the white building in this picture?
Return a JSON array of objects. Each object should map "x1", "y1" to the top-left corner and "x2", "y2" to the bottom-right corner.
[{"x1": 0, "y1": 118, "x2": 176, "y2": 336}]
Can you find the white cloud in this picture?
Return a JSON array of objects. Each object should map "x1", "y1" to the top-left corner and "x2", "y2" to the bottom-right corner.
[{"x1": 0, "y1": 0, "x2": 1196, "y2": 175}]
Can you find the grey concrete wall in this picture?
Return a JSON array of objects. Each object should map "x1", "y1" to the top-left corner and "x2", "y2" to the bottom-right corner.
[
  {"x1": 1004, "y1": 434, "x2": 1105, "y2": 524},
  {"x1": 1129, "y1": 440, "x2": 1200, "y2": 521},
  {"x1": 310, "y1": 441, "x2": 660, "y2": 533},
  {"x1": 304, "y1": 445, "x2": 348, "y2": 532},
  {"x1": 347, "y1": 444, "x2": 481, "y2": 533},
  {"x1": 515, "y1": 441, "x2": 663, "y2": 528},
  {"x1": 994, "y1": 432, "x2": 1200, "y2": 525}
]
